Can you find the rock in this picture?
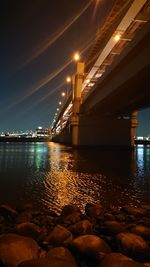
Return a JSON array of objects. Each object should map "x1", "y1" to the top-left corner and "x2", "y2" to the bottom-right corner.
[
  {"x1": 115, "y1": 214, "x2": 127, "y2": 222},
  {"x1": 100, "y1": 253, "x2": 142, "y2": 267},
  {"x1": 15, "y1": 222, "x2": 41, "y2": 239},
  {"x1": 0, "y1": 215, "x2": 4, "y2": 223},
  {"x1": 85, "y1": 203, "x2": 103, "y2": 219},
  {"x1": 71, "y1": 234, "x2": 111, "y2": 258},
  {"x1": 18, "y1": 247, "x2": 78, "y2": 267},
  {"x1": 47, "y1": 247, "x2": 78, "y2": 266},
  {"x1": 116, "y1": 232, "x2": 150, "y2": 262},
  {"x1": 104, "y1": 213, "x2": 116, "y2": 221},
  {"x1": 104, "y1": 221, "x2": 125, "y2": 235},
  {"x1": 69, "y1": 220, "x2": 93, "y2": 236},
  {"x1": 62, "y1": 212, "x2": 81, "y2": 225},
  {"x1": 131, "y1": 225, "x2": 150, "y2": 240},
  {"x1": 61, "y1": 205, "x2": 81, "y2": 218},
  {"x1": 141, "y1": 205, "x2": 150, "y2": 212},
  {"x1": 0, "y1": 234, "x2": 40, "y2": 267},
  {"x1": 121, "y1": 207, "x2": 145, "y2": 217},
  {"x1": 45, "y1": 225, "x2": 72, "y2": 246},
  {"x1": 0, "y1": 205, "x2": 18, "y2": 220},
  {"x1": 16, "y1": 211, "x2": 33, "y2": 224}
]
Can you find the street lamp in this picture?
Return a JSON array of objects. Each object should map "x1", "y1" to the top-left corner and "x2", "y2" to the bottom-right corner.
[
  {"x1": 61, "y1": 92, "x2": 66, "y2": 97},
  {"x1": 59, "y1": 101, "x2": 62, "y2": 105},
  {"x1": 114, "y1": 33, "x2": 121, "y2": 42},
  {"x1": 73, "y1": 52, "x2": 80, "y2": 62},
  {"x1": 66, "y1": 76, "x2": 71, "y2": 83}
]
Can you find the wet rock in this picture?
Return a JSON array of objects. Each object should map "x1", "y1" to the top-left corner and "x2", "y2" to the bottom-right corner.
[
  {"x1": 45, "y1": 225, "x2": 72, "y2": 247},
  {"x1": 15, "y1": 222, "x2": 41, "y2": 239},
  {"x1": 0, "y1": 234, "x2": 40, "y2": 267},
  {"x1": 0, "y1": 215, "x2": 4, "y2": 223},
  {"x1": 115, "y1": 214, "x2": 127, "y2": 222},
  {"x1": 126, "y1": 215, "x2": 136, "y2": 223},
  {"x1": 0, "y1": 205, "x2": 18, "y2": 220},
  {"x1": 131, "y1": 225, "x2": 150, "y2": 240},
  {"x1": 18, "y1": 247, "x2": 78, "y2": 267},
  {"x1": 62, "y1": 212, "x2": 81, "y2": 225},
  {"x1": 71, "y1": 234, "x2": 111, "y2": 258},
  {"x1": 85, "y1": 203, "x2": 103, "y2": 219},
  {"x1": 116, "y1": 232, "x2": 150, "y2": 262},
  {"x1": 142, "y1": 205, "x2": 150, "y2": 212},
  {"x1": 104, "y1": 221, "x2": 125, "y2": 235},
  {"x1": 104, "y1": 213, "x2": 116, "y2": 221},
  {"x1": 121, "y1": 207, "x2": 145, "y2": 217},
  {"x1": 47, "y1": 246, "x2": 78, "y2": 266},
  {"x1": 61, "y1": 205, "x2": 81, "y2": 218},
  {"x1": 69, "y1": 220, "x2": 93, "y2": 236},
  {"x1": 16, "y1": 211, "x2": 33, "y2": 224},
  {"x1": 100, "y1": 253, "x2": 142, "y2": 267}
]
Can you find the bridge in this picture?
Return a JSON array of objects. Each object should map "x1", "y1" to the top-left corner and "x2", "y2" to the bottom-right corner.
[{"x1": 51, "y1": 0, "x2": 150, "y2": 148}]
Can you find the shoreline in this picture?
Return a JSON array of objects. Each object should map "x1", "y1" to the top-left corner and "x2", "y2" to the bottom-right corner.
[
  {"x1": 0, "y1": 137, "x2": 51, "y2": 142},
  {"x1": 0, "y1": 203, "x2": 150, "y2": 266}
]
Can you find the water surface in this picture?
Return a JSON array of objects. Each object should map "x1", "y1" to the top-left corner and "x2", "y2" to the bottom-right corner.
[{"x1": 0, "y1": 142, "x2": 149, "y2": 213}]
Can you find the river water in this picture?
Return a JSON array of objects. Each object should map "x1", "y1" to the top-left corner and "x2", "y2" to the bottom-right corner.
[{"x1": 0, "y1": 142, "x2": 149, "y2": 214}]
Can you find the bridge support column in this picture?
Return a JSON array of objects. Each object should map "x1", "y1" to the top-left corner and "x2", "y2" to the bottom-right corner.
[
  {"x1": 131, "y1": 111, "x2": 138, "y2": 147},
  {"x1": 76, "y1": 113, "x2": 138, "y2": 148},
  {"x1": 71, "y1": 62, "x2": 84, "y2": 146}
]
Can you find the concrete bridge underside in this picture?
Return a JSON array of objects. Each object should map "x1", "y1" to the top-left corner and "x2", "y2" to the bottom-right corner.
[{"x1": 53, "y1": 21, "x2": 150, "y2": 147}]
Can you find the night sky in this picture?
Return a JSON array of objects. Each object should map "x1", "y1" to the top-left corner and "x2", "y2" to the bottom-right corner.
[{"x1": 0, "y1": 0, "x2": 149, "y2": 136}]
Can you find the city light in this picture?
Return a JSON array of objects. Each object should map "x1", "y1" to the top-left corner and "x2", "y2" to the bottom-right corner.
[
  {"x1": 74, "y1": 52, "x2": 80, "y2": 61},
  {"x1": 57, "y1": 108, "x2": 59, "y2": 111},
  {"x1": 59, "y1": 101, "x2": 62, "y2": 105}
]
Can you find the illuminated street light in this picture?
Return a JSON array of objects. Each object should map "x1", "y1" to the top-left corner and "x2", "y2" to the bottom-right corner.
[
  {"x1": 114, "y1": 34, "x2": 121, "y2": 42},
  {"x1": 57, "y1": 108, "x2": 59, "y2": 111},
  {"x1": 66, "y1": 76, "x2": 71, "y2": 83},
  {"x1": 74, "y1": 52, "x2": 80, "y2": 61},
  {"x1": 59, "y1": 101, "x2": 62, "y2": 105},
  {"x1": 61, "y1": 92, "x2": 66, "y2": 97}
]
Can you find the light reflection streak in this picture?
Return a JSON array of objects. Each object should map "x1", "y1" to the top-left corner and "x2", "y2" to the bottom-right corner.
[{"x1": 18, "y1": 0, "x2": 94, "y2": 69}]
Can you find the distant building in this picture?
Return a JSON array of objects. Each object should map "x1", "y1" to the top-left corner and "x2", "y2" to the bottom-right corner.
[{"x1": 36, "y1": 126, "x2": 50, "y2": 137}]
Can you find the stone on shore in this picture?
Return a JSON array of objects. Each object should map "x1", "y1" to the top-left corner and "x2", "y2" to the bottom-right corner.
[
  {"x1": 121, "y1": 207, "x2": 146, "y2": 217},
  {"x1": 61, "y1": 205, "x2": 81, "y2": 218},
  {"x1": 18, "y1": 247, "x2": 78, "y2": 267},
  {"x1": 131, "y1": 225, "x2": 150, "y2": 240},
  {"x1": 85, "y1": 203, "x2": 103, "y2": 219},
  {"x1": 0, "y1": 205, "x2": 18, "y2": 220},
  {"x1": 45, "y1": 225, "x2": 72, "y2": 247},
  {"x1": 16, "y1": 211, "x2": 33, "y2": 224},
  {"x1": 68, "y1": 219, "x2": 93, "y2": 236},
  {"x1": 71, "y1": 234, "x2": 111, "y2": 258},
  {"x1": 116, "y1": 232, "x2": 150, "y2": 262},
  {"x1": 104, "y1": 221, "x2": 125, "y2": 235},
  {"x1": 100, "y1": 253, "x2": 142, "y2": 267},
  {"x1": 0, "y1": 234, "x2": 40, "y2": 267},
  {"x1": 15, "y1": 222, "x2": 41, "y2": 239}
]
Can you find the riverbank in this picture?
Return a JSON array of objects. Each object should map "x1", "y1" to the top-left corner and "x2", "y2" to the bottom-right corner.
[
  {"x1": 0, "y1": 203, "x2": 150, "y2": 267},
  {"x1": 0, "y1": 137, "x2": 51, "y2": 142}
]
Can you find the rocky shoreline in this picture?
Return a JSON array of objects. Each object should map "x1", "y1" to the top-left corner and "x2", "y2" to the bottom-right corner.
[{"x1": 0, "y1": 203, "x2": 150, "y2": 267}]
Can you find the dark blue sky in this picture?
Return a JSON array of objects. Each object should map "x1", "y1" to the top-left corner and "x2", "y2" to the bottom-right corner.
[{"x1": 0, "y1": 0, "x2": 149, "y2": 136}]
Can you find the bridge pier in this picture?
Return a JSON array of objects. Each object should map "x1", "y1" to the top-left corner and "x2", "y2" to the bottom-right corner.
[
  {"x1": 75, "y1": 112, "x2": 138, "y2": 148},
  {"x1": 71, "y1": 62, "x2": 84, "y2": 146}
]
